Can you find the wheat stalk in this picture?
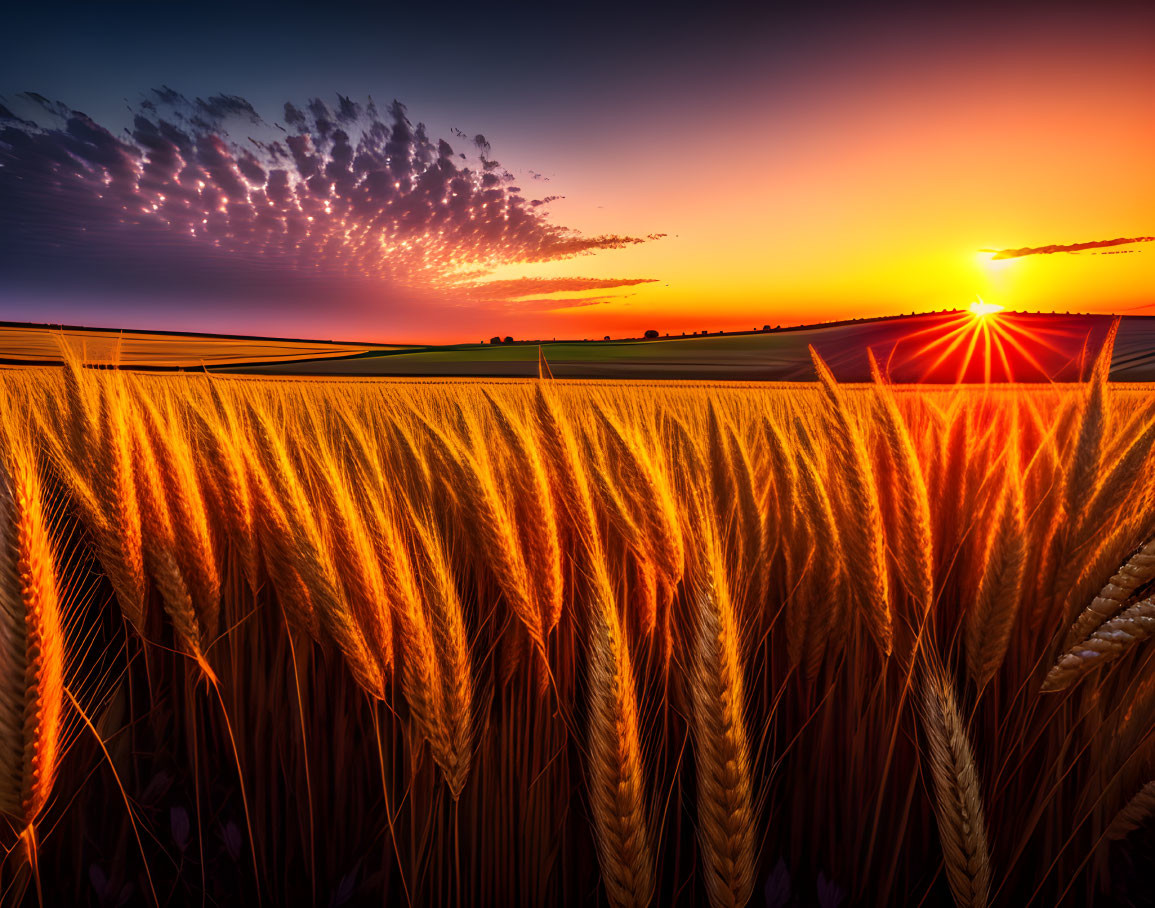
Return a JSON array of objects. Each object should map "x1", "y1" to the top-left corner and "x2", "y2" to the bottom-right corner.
[
  {"x1": 410, "y1": 513, "x2": 474, "y2": 798},
  {"x1": 688, "y1": 546, "x2": 755, "y2": 908},
  {"x1": 480, "y1": 391, "x2": 564, "y2": 636},
  {"x1": 246, "y1": 402, "x2": 386, "y2": 697},
  {"x1": 0, "y1": 420, "x2": 64, "y2": 829},
  {"x1": 586, "y1": 566, "x2": 655, "y2": 908},
  {"x1": 593, "y1": 404, "x2": 685, "y2": 596},
  {"x1": 131, "y1": 408, "x2": 213, "y2": 673},
  {"x1": 706, "y1": 403, "x2": 762, "y2": 611},
  {"x1": 809, "y1": 347, "x2": 892, "y2": 656},
  {"x1": 308, "y1": 434, "x2": 395, "y2": 681},
  {"x1": 533, "y1": 387, "x2": 655, "y2": 904},
  {"x1": 192, "y1": 385, "x2": 261, "y2": 594},
  {"x1": 788, "y1": 417, "x2": 845, "y2": 677},
  {"x1": 1051, "y1": 319, "x2": 1119, "y2": 598},
  {"x1": 91, "y1": 377, "x2": 149, "y2": 629},
  {"x1": 965, "y1": 477, "x2": 1026, "y2": 688},
  {"x1": 421, "y1": 416, "x2": 546, "y2": 653},
  {"x1": 869, "y1": 351, "x2": 935, "y2": 611},
  {"x1": 138, "y1": 391, "x2": 221, "y2": 638},
  {"x1": 919, "y1": 662, "x2": 991, "y2": 908}
]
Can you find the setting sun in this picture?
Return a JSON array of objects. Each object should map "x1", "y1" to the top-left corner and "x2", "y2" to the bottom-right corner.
[{"x1": 969, "y1": 299, "x2": 1005, "y2": 318}]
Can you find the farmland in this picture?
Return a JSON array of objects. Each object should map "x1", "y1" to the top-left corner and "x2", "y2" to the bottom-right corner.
[
  {"x1": 0, "y1": 333, "x2": 1153, "y2": 905},
  {"x1": 231, "y1": 311, "x2": 1155, "y2": 382},
  {"x1": 0, "y1": 322, "x2": 407, "y2": 369},
  {"x1": 9, "y1": 311, "x2": 1155, "y2": 383}
]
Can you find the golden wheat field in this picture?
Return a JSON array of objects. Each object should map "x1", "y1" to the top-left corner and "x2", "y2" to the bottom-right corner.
[{"x1": 1, "y1": 341, "x2": 1155, "y2": 907}]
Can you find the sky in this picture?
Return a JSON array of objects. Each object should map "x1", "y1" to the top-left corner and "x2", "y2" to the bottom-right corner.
[{"x1": 1, "y1": 0, "x2": 1152, "y2": 343}]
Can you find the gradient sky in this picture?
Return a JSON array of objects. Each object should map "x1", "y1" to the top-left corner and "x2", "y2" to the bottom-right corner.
[{"x1": 2, "y1": 0, "x2": 1152, "y2": 343}]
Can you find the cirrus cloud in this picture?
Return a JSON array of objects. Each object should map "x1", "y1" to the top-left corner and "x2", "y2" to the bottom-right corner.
[{"x1": 463, "y1": 277, "x2": 659, "y2": 300}]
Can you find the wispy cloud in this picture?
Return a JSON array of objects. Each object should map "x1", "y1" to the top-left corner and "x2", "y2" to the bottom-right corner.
[
  {"x1": 463, "y1": 277, "x2": 658, "y2": 300},
  {"x1": 488, "y1": 296, "x2": 617, "y2": 313},
  {"x1": 982, "y1": 236, "x2": 1153, "y2": 260}
]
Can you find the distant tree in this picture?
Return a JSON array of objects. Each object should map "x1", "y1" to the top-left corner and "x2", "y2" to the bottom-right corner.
[
  {"x1": 762, "y1": 325, "x2": 770, "y2": 331},
  {"x1": 490, "y1": 336, "x2": 502, "y2": 344},
  {"x1": 604, "y1": 335, "x2": 611, "y2": 341},
  {"x1": 643, "y1": 329, "x2": 659, "y2": 339},
  {"x1": 503, "y1": 336, "x2": 513, "y2": 344}
]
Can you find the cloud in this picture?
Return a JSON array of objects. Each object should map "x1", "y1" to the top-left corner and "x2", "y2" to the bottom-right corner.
[
  {"x1": 983, "y1": 236, "x2": 1154, "y2": 259},
  {"x1": 0, "y1": 90, "x2": 660, "y2": 330},
  {"x1": 489, "y1": 296, "x2": 616, "y2": 312},
  {"x1": 463, "y1": 277, "x2": 658, "y2": 300}
]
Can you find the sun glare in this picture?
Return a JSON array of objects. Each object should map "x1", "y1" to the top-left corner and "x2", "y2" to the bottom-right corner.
[
  {"x1": 885, "y1": 308, "x2": 1088, "y2": 383},
  {"x1": 969, "y1": 299, "x2": 1004, "y2": 318}
]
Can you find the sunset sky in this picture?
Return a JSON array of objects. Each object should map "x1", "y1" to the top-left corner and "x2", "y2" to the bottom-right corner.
[{"x1": 2, "y1": 0, "x2": 1152, "y2": 343}]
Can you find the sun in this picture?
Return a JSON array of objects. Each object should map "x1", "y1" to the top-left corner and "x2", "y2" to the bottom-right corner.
[{"x1": 969, "y1": 298, "x2": 1005, "y2": 318}]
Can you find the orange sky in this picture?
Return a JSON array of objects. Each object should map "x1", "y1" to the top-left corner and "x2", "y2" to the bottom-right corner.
[
  {"x1": 469, "y1": 17, "x2": 1154, "y2": 341},
  {"x1": 3, "y1": 5, "x2": 1152, "y2": 343}
]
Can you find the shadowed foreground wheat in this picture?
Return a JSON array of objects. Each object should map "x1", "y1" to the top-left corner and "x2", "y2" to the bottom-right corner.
[{"x1": 0, "y1": 349, "x2": 1154, "y2": 905}]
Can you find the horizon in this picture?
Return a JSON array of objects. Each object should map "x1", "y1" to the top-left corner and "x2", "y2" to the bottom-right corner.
[
  {"x1": 3, "y1": 308, "x2": 1141, "y2": 385},
  {"x1": 0, "y1": 305, "x2": 1129, "y2": 348}
]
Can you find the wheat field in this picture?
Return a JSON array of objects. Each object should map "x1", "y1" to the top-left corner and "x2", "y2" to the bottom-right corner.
[{"x1": 0, "y1": 340, "x2": 1153, "y2": 906}]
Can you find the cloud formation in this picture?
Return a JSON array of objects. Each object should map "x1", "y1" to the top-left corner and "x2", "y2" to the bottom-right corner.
[
  {"x1": 464, "y1": 277, "x2": 658, "y2": 300},
  {"x1": 488, "y1": 296, "x2": 618, "y2": 313},
  {"x1": 983, "y1": 236, "x2": 1153, "y2": 260},
  {"x1": 0, "y1": 90, "x2": 660, "y2": 330}
]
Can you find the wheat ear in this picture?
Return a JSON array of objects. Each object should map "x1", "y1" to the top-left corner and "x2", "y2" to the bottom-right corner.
[
  {"x1": 869, "y1": 350, "x2": 935, "y2": 610},
  {"x1": 1044, "y1": 595, "x2": 1155, "y2": 691},
  {"x1": 809, "y1": 346, "x2": 892, "y2": 656},
  {"x1": 422, "y1": 419, "x2": 545, "y2": 652},
  {"x1": 919, "y1": 662, "x2": 991, "y2": 908},
  {"x1": 0, "y1": 425, "x2": 64, "y2": 829},
  {"x1": 586, "y1": 567, "x2": 655, "y2": 908},
  {"x1": 131, "y1": 411, "x2": 214, "y2": 676},
  {"x1": 788, "y1": 418, "x2": 845, "y2": 677},
  {"x1": 410, "y1": 515, "x2": 474, "y2": 798},
  {"x1": 965, "y1": 478, "x2": 1026, "y2": 688},
  {"x1": 246, "y1": 404, "x2": 385, "y2": 697},
  {"x1": 91, "y1": 377, "x2": 148, "y2": 629},
  {"x1": 308, "y1": 436, "x2": 394, "y2": 681},
  {"x1": 1063, "y1": 534, "x2": 1155, "y2": 650},
  {"x1": 593, "y1": 404, "x2": 685, "y2": 595},
  {"x1": 138, "y1": 392, "x2": 221, "y2": 638},
  {"x1": 689, "y1": 552, "x2": 755, "y2": 908},
  {"x1": 192, "y1": 390, "x2": 260, "y2": 594},
  {"x1": 482, "y1": 390, "x2": 564, "y2": 635}
]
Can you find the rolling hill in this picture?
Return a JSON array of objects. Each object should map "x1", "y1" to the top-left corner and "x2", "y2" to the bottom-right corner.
[{"x1": 3, "y1": 310, "x2": 1154, "y2": 381}]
